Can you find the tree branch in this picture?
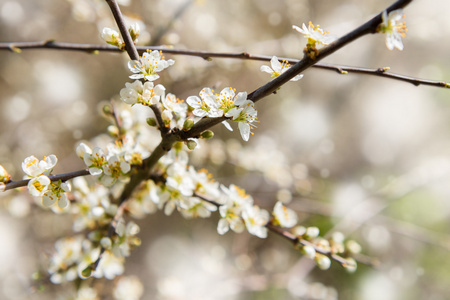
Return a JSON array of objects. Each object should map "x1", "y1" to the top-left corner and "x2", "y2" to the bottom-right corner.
[
  {"x1": 105, "y1": 0, "x2": 139, "y2": 61},
  {"x1": 2, "y1": 169, "x2": 90, "y2": 192},
  {"x1": 247, "y1": 0, "x2": 414, "y2": 102},
  {"x1": 1, "y1": 41, "x2": 447, "y2": 89}
]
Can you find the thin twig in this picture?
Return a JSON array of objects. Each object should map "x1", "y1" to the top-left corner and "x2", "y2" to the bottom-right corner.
[
  {"x1": 2, "y1": 169, "x2": 90, "y2": 191},
  {"x1": 1, "y1": 41, "x2": 448, "y2": 89}
]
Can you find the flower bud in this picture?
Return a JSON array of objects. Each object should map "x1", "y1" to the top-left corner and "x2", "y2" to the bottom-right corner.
[
  {"x1": 81, "y1": 266, "x2": 93, "y2": 278},
  {"x1": 183, "y1": 119, "x2": 194, "y2": 131},
  {"x1": 107, "y1": 125, "x2": 119, "y2": 137},
  {"x1": 0, "y1": 164, "x2": 11, "y2": 183},
  {"x1": 345, "y1": 240, "x2": 362, "y2": 254},
  {"x1": 200, "y1": 130, "x2": 214, "y2": 139},
  {"x1": 102, "y1": 103, "x2": 113, "y2": 116},
  {"x1": 301, "y1": 244, "x2": 316, "y2": 259},
  {"x1": 315, "y1": 254, "x2": 331, "y2": 270},
  {"x1": 146, "y1": 117, "x2": 157, "y2": 127},
  {"x1": 102, "y1": 27, "x2": 121, "y2": 47},
  {"x1": 186, "y1": 139, "x2": 197, "y2": 150},
  {"x1": 129, "y1": 23, "x2": 140, "y2": 42},
  {"x1": 342, "y1": 257, "x2": 357, "y2": 273},
  {"x1": 305, "y1": 226, "x2": 320, "y2": 239},
  {"x1": 100, "y1": 237, "x2": 112, "y2": 249}
]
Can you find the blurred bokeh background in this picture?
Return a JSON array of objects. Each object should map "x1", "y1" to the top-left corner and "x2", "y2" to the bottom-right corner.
[{"x1": 1, "y1": 0, "x2": 450, "y2": 299}]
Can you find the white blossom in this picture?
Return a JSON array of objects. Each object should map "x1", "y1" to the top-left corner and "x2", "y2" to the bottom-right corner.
[
  {"x1": 242, "y1": 204, "x2": 270, "y2": 238},
  {"x1": 273, "y1": 201, "x2": 297, "y2": 228},
  {"x1": 292, "y1": 22, "x2": 337, "y2": 46},
  {"x1": 128, "y1": 50, "x2": 174, "y2": 81},
  {"x1": 379, "y1": 9, "x2": 407, "y2": 51},
  {"x1": 260, "y1": 56, "x2": 303, "y2": 81},
  {"x1": 28, "y1": 175, "x2": 51, "y2": 197},
  {"x1": 225, "y1": 100, "x2": 258, "y2": 141}
]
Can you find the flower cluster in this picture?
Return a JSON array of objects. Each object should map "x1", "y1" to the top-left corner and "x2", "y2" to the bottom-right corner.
[
  {"x1": 120, "y1": 80, "x2": 165, "y2": 106},
  {"x1": 294, "y1": 227, "x2": 360, "y2": 272},
  {"x1": 22, "y1": 154, "x2": 71, "y2": 209},
  {"x1": 187, "y1": 87, "x2": 258, "y2": 141},
  {"x1": 378, "y1": 9, "x2": 407, "y2": 51},
  {"x1": 77, "y1": 142, "x2": 137, "y2": 186}
]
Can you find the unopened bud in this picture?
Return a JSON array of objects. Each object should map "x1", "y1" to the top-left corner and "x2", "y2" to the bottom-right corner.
[
  {"x1": 342, "y1": 257, "x2": 357, "y2": 273},
  {"x1": 100, "y1": 237, "x2": 112, "y2": 249},
  {"x1": 183, "y1": 119, "x2": 194, "y2": 131},
  {"x1": 107, "y1": 125, "x2": 119, "y2": 137},
  {"x1": 129, "y1": 23, "x2": 140, "y2": 42},
  {"x1": 81, "y1": 266, "x2": 93, "y2": 278},
  {"x1": 186, "y1": 139, "x2": 197, "y2": 150},
  {"x1": 301, "y1": 244, "x2": 316, "y2": 259},
  {"x1": 0, "y1": 164, "x2": 11, "y2": 183},
  {"x1": 200, "y1": 130, "x2": 214, "y2": 139},
  {"x1": 305, "y1": 226, "x2": 320, "y2": 239},
  {"x1": 102, "y1": 104, "x2": 113, "y2": 116},
  {"x1": 146, "y1": 117, "x2": 157, "y2": 127},
  {"x1": 315, "y1": 254, "x2": 331, "y2": 270}
]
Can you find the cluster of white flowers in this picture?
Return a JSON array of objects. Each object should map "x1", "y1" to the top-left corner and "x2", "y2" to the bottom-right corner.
[
  {"x1": 22, "y1": 154, "x2": 71, "y2": 209},
  {"x1": 77, "y1": 141, "x2": 138, "y2": 186},
  {"x1": 378, "y1": 9, "x2": 407, "y2": 51}
]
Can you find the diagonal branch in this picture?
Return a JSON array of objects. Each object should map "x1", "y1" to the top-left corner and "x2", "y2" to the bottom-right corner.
[{"x1": 105, "y1": 0, "x2": 139, "y2": 60}]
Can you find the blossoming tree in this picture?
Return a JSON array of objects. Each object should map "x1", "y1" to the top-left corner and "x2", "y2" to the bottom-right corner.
[{"x1": 0, "y1": 0, "x2": 449, "y2": 298}]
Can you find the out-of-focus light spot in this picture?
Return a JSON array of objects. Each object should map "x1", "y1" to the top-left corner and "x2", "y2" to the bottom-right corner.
[
  {"x1": 277, "y1": 188, "x2": 292, "y2": 204},
  {"x1": 69, "y1": 0, "x2": 95, "y2": 22},
  {"x1": 165, "y1": 32, "x2": 180, "y2": 44},
  {"x1": 363, "y1": 225, "x2": 391, "y2": 252},
  {"x1": 361, "y1": 175, "x2": 375, "y2": 189},
  {"x1": 8, "y1": 196, "x2": 30, "y2": 218},
  {"x1": 320, "y1": 168, "x2": 330, "y2": 178},
  {"x1": 1, "y1": 2, "x2": 24, "y2": 26},
  {"x1": 360, "y1": 273, "x2": 398, "y2": 300},
  {"x1": 157, "y1": 276, "x2": 183, "y2": 298},
  {"x1": 332, "y1": 183, "x2": 365, "y2": 216},
  {"x1": 319, "y1": 139, "x2": 334, "y2": 154},
  {"x1": 292, "y1": 163, "x2": 308, "y2": 180},
  {"x1": 268, "y1": 12, "x2": 281, "y2": 26},
  {"x1": 72, "y1": 100, "x2": 87, "y2": 116},
  {"x1": 195, "y1": 13, "x2": 217, "y2": 38},
  {"x1": 3, "y1": 95, "x2": 30, "y2": 123},
  {"x1": 282, "y1": 100, "x2": 329, "y2": 145},
  {"x1": 235, "y1": 254, "x2": 252, "y2": 271},
  {"x1": 72, "y1": 129, "x2": 83, "y2": 139},
  {"x1": 34, "y1": 60, "x2": 81, "y2": 104}
]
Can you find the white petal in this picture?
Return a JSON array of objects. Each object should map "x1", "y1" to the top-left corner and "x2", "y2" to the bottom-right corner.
[
  {"x1": 58, "y1": 194, "x2": 69, "y2": 209},
  {"x1": 222, "y1": 121, "x2": 233, "y2": 131},
  {"x1": 260, "y1": 65, "x2": 273, "y2": 74},
  {"x1": 238, "y1": 122, "x2": 251, "y2": 141},
  {"x1": 270, "y1": 56, "x2": 282, "y2": 73},
  {"x1": 42, "y1": 192, "x2": 57, "y2": 207}
]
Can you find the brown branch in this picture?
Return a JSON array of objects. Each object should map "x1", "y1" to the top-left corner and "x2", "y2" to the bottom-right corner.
[
  {"x1": 1, "y1": 41, "x2": 448, "y2": 89},
  {"x1": 247, "y1": 0, "x2": 415, "y2": 102},
  {"x1": 2, "y1": 169, "x2": 90, "y2": 191},
  {"x1": 105, "y1": 0, "x2": 139, "y2": 61}
]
